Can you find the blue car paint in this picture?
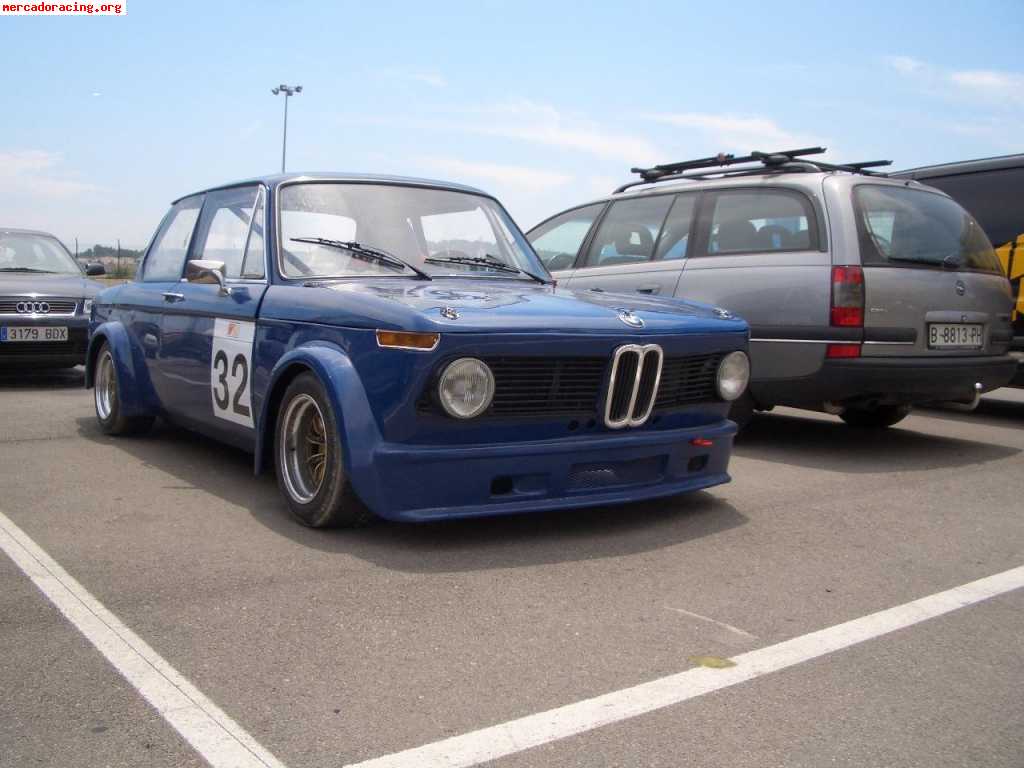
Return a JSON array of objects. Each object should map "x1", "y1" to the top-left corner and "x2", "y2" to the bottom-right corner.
[{"x1": 88, "y1": 173, "x2": 750, "y2": 522}]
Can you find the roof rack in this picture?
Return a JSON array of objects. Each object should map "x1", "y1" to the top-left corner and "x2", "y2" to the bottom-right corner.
[{"x1": 616, "y1": 147, "x2": 892, "y2": 193}]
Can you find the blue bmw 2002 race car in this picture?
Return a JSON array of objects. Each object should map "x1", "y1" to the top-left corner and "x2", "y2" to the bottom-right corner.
[{"x1": 86, "y1": 174, "x2": 750, "y2": 527}]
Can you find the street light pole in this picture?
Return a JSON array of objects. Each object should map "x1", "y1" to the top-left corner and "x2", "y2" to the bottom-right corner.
[{"x1": 271, "y1": 83, "x2": 302, "y2": 173}]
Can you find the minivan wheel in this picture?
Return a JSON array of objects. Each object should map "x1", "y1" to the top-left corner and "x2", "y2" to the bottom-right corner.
[
  {"x1": 275, "y1": 372, "x2": 374, "y2": 528},
  {"x1": 839, "y1": 404, "x2": 911, "y2": 429}
]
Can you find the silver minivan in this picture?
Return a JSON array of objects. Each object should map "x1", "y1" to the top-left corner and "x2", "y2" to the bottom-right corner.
[{"x1": 527, "y1": 149, "x2": 1018, "y2": 428}]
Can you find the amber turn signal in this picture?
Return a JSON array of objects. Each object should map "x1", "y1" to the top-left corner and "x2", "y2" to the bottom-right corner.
[{"x1": 375, "y1": 330, "x2": 440, "y2": 350}]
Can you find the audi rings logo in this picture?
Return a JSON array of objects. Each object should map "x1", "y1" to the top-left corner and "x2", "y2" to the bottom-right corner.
[{"x1": 17, "y1": 301, "x2": 50, "y2": 314}]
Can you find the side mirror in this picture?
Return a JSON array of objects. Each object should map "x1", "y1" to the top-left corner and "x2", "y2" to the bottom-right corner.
[
  {"x1": 185, "y1": 259, "x2": 228, "y2": 294},
  {"x1": 86, "y1": 262, "x2": 106, "y2": 276}
]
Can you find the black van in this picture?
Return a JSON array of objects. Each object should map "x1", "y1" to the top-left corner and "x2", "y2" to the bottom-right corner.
[{"x1": 894, "y1": 155, "x2": 1024, "y2": 386}]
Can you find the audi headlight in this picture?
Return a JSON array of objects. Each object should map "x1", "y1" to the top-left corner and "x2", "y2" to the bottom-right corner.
[
  {"x1": 716, "y1": 351, "x2": 750, "y2": 402},
  {"x1": 438, "y1": 357, "x2": 495, "y2": 419},
  {"x1": 82, "y1": 299, "x2": 94, "y2": 316}
]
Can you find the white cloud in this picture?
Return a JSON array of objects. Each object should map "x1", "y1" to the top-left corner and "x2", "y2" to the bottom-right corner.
[
  {"x1": 379, "y1": 68, "x2": 447, "y2": 88},
  {"x1": 411, "y1": 72, "x2": 447, "y2": 88},
  {"x1": 885, "y1": 55, "x2": 1024, "y2": 106},
  {"x1": 418, "y1": 156, "x2": 572, "y2": 190},
  {"x1": 949, "y1": 69, "x2": 1024, "y2": 103},
  {"x1": 457, "y1": 100, "x2": 661, "y2": 164},
  {"x1": 0, "y1": 149, "x2": 99, "y2": 199},
  {"x1": 884, "y1": 55, "x2": 925, "y2": 75},
  {"x1": 642, "y1": 113, "x2": 828, "y2": 154}
]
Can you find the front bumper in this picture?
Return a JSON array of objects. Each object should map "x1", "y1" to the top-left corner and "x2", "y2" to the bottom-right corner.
[
  {"x1": 0, "y1": 317, "x2": 89, "y2": 367},
  {"x1": 360, "y1": 419, "x2": 737, "y2": 521},
  {"x1": 752, "y1": 354, "x2": 1018, "y2": 407}
]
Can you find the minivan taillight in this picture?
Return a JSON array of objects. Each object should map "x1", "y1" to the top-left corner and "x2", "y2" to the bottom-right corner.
[{"x1": 830, "y1": 266, "x2": 864, "y2": 327}]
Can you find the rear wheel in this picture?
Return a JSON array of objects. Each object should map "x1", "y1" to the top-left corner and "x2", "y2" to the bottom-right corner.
[
  {"x1": 839, "y1": 403, "x2": 911, "y2": 429},
  {"x1": 94, "y1": 343, "x2": 154, "y2": 436},
  {"x1": 275, "y1": 373, "x2": 373, "y2": 528}
]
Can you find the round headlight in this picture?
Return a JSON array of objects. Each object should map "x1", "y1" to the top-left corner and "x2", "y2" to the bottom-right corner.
[
  {"x1": 438, "y1": 357, "x2": 495, "y2": 419},
  {"x1": 716, "y1": 351, "x2": 750, "y2": 402}
]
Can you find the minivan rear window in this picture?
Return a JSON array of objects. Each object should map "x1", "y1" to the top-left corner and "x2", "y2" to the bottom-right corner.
[{"x1": 853, "y1": 185, "x2": 1002, "y2": 273}]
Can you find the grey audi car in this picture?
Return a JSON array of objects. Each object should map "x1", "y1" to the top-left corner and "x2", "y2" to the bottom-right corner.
[
  {"x1": 528, "y1": 148, "x2": 1017, "y2": 428},
  {"x1": 0, "y1": 228, "x2": 106, "y2": 369}
]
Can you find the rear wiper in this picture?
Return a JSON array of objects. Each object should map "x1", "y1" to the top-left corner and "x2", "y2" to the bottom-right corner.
[
  {"x1": 290, "y1": 237, "x2": 431, "y2": 281},
  {"x1": 941, "y1": 252, "x2": 964, "y2": 269},
  {"x1": 883, "y1": 254, "x2": 940, "y2": 267},
  {"x1": 0, "y1": 267, "x2": 57, "y2": 273},
  {"x1": 425, "y1": 254, "x2": 547, "y2": 284}
]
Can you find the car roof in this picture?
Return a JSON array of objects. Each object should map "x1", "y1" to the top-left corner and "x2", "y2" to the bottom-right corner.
[
  {"x1": 171, "y1": 172, "x2": 493, "y2": 205},
  {"x1": 892, "y1": 154, "x2": 1024, "y2": 179},
  {"x1": 564, "y1": 169, "x2": 912, "y2": 209},
  {"x1": 0, "y1": 227, "x2": 61, "y2": 238}
]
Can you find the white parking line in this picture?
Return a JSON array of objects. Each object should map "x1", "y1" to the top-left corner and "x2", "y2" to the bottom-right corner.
[
  {"x1": 345, "y1": 565, "x2": 1024, "y2": 768},
  {"x1": 0, "y1": 510, "x2": 286, "y2": 768}
]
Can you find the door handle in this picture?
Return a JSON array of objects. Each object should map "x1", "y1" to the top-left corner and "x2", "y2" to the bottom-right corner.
[
  {"x1": 162, "y1": 292, "x2": 185, "y2": 303},
  {"x1": 636, "y1": 285, "x2": 660, "y2": 294},
  {"x1": 589, "y1": 287, "x2": 605, "y2": 293}
]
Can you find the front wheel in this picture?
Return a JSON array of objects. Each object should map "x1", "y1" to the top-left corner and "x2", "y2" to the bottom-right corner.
[
  {"x1": 275, "y1": 373, "x2": 373, "y2": 528},
  {"x1": 94, "y1": 343, "x2": 154, "y2": 436},
  {"x1": 839, "y1": 404, "x2": 911, "y2": 429}
]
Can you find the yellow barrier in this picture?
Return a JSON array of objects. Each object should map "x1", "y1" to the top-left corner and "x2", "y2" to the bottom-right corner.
[{"x1": 995, "y1": 234, "x2": 1024, "y2": 320}]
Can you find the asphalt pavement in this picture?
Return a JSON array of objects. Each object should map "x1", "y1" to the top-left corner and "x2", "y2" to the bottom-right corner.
[{"x1": 1, "y1": 369, "x2": 1022, "y2": 768}]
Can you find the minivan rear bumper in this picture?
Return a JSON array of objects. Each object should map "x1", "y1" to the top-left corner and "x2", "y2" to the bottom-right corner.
[{"x1": 751, "y1": 354, "x2": 1018, "y2": 407}]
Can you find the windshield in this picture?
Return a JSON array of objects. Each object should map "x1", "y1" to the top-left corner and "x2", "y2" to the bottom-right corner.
[
  {"x1": 278, "y1": 182, "x2": 547, "y2": 280},
  {"x1": 0, "y1": 232, "x2": 82, "y2": 274},
  {"x1": 854, "y1": 185, "x2": 1002, "y2": 273}
]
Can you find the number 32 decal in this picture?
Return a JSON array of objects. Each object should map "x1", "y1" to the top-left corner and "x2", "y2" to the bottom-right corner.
[{"x1": 211, "y1": 318, "x2": 255, "y2": 428}]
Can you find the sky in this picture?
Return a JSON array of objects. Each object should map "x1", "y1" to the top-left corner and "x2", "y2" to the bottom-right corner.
[{"x1": 0, "y1": 0, "x2": 1021, "y2": 249}]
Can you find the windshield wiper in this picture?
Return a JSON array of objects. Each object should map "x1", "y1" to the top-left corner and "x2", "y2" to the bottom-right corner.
[
  {"x1": 290, "y1": 237, "x2": 431, "y2": 281},
  {"x1": 0, "y1": 267, "x2": 58, "y2": 273},
  {"x1": 425, "y1": 254, "x2": 547, "y2": 284}
]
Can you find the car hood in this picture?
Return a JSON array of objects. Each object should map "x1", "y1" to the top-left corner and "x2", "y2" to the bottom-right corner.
[
  {"x1": 264, "y1": 278, "x2": 748, "y2": 335},
  {"x1": 0, "y1": 274, "x2": 104, "y2": 298}
]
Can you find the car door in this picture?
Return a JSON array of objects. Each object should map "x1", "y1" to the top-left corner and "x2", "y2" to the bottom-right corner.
[
  {"x1": 157, "y1": 185, "x2": 268, "y2": 448},
  {"x1": 124, "y1": 195, "x2": 204, "y2": 409},
  {"x1": 527, "y1": 203, "x2": 606, "y2": 283},
  {"x1": 560, "y1": 193, "x2": 685, "y2": 296},
  {"x1": 676, "y1": 186, "x2": 831, "y2": 381}
]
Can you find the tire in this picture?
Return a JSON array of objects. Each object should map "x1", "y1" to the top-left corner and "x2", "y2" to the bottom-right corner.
[
  {"x1": 93, "y1": 343, "x2": 154, "y2": 436},
  {"x1": 839, "y1": 404, "x2": 911, "y2": 429},
  {"x1": 728, "y1": 392, "x2": 756, "y2": 430},
  {"x1": 274, "y1": 372, "x2": 374, "y2": 528}
]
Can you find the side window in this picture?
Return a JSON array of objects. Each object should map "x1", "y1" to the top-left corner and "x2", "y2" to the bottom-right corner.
[
  {"x1": 528, "y1": 203, "x2": 604, "y2": 271},
  {"x1": 707, "y1": 190, "x2": 817, "y2": 255},
  {"x1": 193, "y1": 186, "x2": 260, "y2": 279},
  {"x1": 240, "y1": 188, "x2": 266, "y2": 279},
  {"x1": 654, "y1": 194, "x2": 697, "y2": 261},
  {"x1": 583, "y1": 196, "x2": 674, "y2": 268},
  {"x1": 143, "y1": 196, "x2": 203, "y2": 281}
]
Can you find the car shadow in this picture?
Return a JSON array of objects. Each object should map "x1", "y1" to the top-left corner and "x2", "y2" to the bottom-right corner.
[
  {"x1": 916, "y1": 396, "x2": 1024, "y2": 430},
  {"x1": 735, "y1": 409, "x2": 1020, "y2": 473},
  {"x1": 75, "y1": 416, "x2": 748, "y2": 574},
  {"x1": 0, "y1": 366, "x2": 84, "y2": 390}
]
